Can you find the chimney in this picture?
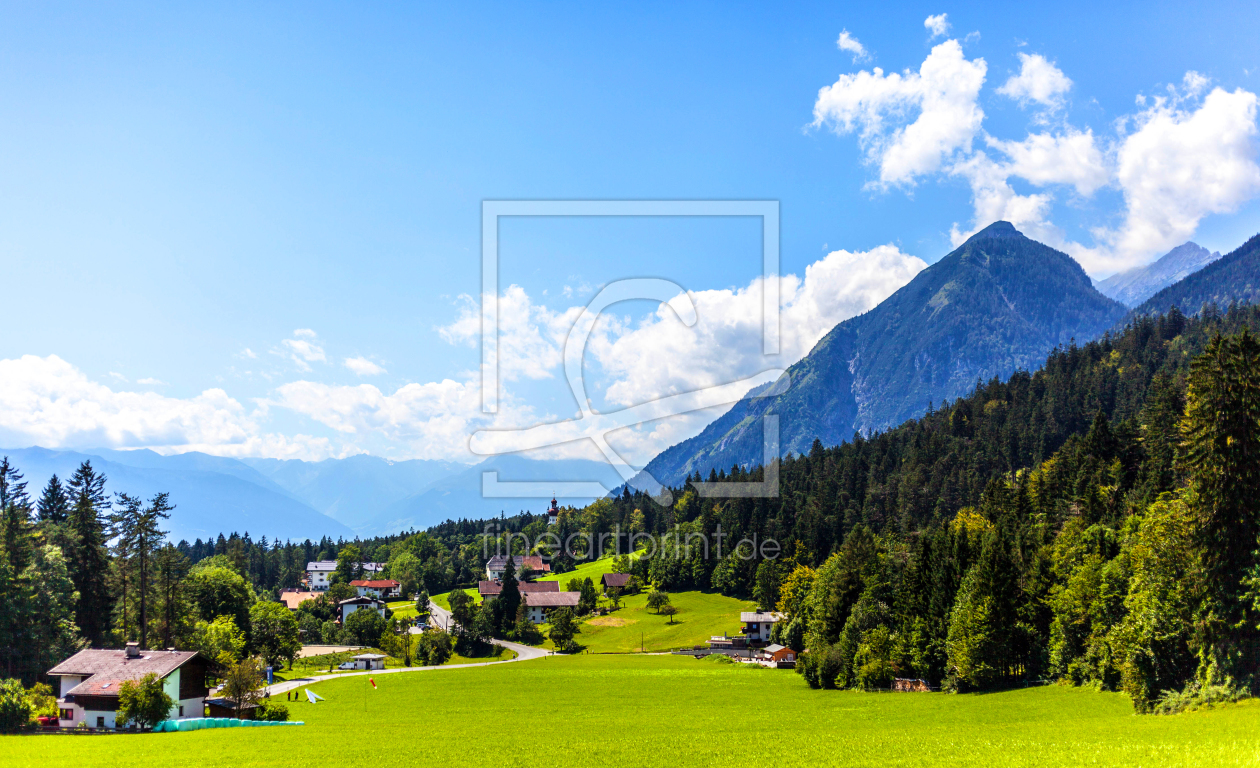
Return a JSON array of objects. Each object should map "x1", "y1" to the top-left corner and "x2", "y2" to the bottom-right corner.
[{"x1": 125, "y1": 642, "x2": 140, "y2": 658}]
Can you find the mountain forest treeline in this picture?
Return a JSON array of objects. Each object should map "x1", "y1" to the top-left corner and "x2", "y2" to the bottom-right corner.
[{"x1": 452, "y1": 302, "x2": 1260, "y2": 711}]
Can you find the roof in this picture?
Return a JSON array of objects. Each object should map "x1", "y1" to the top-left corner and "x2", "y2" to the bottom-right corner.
[
  {"x1": 339, "y1": 596, "x2": 383, "y2": 605},
  {"x1": 350, "y1": 579, "x2": 400, "y2": 589},
  {"x1": 601, "y1": 573, "x2": 632, "y2": 587},
  {"x1": 49, "y1": 649, "x2": 203, "y2": 698},
  {"x1": 351, "y1": 653, "x2": 387, "y2": 660},
  {"x1": 307, "y1": 561, "x2": 384, "y2": 573},
  {"x1": 740, "y1": 612, "x2": 783, "y2": 623},
  {"x1": 485, "y1": 555, "x2": 551, "y2": 573},
  {"x1": 479, "y1": 580, "x2": 560, "y2": 596},
  {"x1": 764, "y1": 644, "x2": 787, "y2": 653},
  {"x1": 278, "y1": 590, "x2": 321, "y2": 610},
  {"x1": 522, "y1": 592, "x2": 581, "y2": 608}
]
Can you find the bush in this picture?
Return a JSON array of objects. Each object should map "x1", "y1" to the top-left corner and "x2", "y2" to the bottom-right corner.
[
  {"x1": 0, "y1": 679, "x2": 32, "y2": 733},
  {"x1": 117, "y1": 673, "x2": 173, "y2": 731},
  {"x1": 1152, "y1": 681, "x2": 1249, "y2": 714},
  {"x1": 257, "y1": 701, "x2": 289, "y2": 721}
]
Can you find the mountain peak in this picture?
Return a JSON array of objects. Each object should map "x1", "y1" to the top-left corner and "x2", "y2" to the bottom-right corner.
[{"x1": 966, "y1": 221, "x2": 1024, "y2": 242}]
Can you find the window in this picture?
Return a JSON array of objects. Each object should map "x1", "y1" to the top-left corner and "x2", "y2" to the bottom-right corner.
[
  {"x1": 178, "y1": 705, "x2": 184, "y2": 717},
  {"x1": 60, "y1": 709, "x2": 73, "y2": 721}
]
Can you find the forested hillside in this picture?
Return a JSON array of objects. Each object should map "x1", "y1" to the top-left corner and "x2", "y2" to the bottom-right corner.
[
  {"x1": 638, "y1": 222, "x2": 1127, "y2": 487},
  {"x1": 467, "y1": 303, "x2": 1260, "y2": 710}
]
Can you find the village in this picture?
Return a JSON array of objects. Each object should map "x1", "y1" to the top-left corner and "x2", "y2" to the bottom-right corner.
[{"x1": 44, "y1": 540, "x2": 817, "y2": 732}]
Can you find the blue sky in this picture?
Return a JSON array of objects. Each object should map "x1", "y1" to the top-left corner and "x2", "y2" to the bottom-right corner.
[{"x1": 1, "y1": 1, "x2": 1259, "y2": 465}]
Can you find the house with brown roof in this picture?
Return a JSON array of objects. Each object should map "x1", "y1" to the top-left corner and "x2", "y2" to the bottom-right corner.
[
  {"x1": 485, "y1": 555, "x2": 551, "y2": 581},
  {"x1": 279, "y1": 588, "x2": 321, "y2": 611},
  {"x1": 477, "y1": 580, "x2": 559, "y2": 601},
  {"x1": 49, "y1": 643, "x2": 210, "y2": 730},
  {"x1": 350, "y1": 579, "x2": 401, "y2": 599},
  {"x1": 600, "y1": 572, "x2": 631, "y2": 593},
  {"x1": 522, "y1": 591, "x2": 581, "y2": 624}
]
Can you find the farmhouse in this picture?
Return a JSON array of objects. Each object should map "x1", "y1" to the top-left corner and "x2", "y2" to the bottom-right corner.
[
  {"x1": 339, "y1": 596, "x2": 387, "y2": 622},
  {"x1": 521, "y1": 591, "x2": 581, "y2": 624},
  {"x1": 740, "y1": 611, "x2": 783, "y2": 644},
  {"x1": 49, "y1": 643, "x2": 210, "y2": 730},
  {"x1": 305, "y1": 560, "x2": 385, "y2": 591},
  {"x1": 350, "y1": 579, "x2": 402, "y2": 599},
  {"x1": 757, "y1": 644, "x2": 796, "y2": 668},
  {"x1": 478, "y1": 580, "x2": 559, "y2": 601},
  {"x1": 485, "y1": 555, "x2": 551, "y2": 581},
  {"x1": 279, "y1": 588, "x2": 321, "y2": 611},
  {"x1": 600, "y1": 572, "x2": 631, "y2": 593}
]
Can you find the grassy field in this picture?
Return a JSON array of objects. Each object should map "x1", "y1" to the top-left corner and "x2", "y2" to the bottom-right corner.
[
  {"x1": 275, "y1": 646, "x2": 513, "y2": 681},
  {"x1": 542, "y1": 589, "x2": 755, "y2": 652},
  {"x1": 9, "y1": 654, "x2": 1260, "y2": 767}
]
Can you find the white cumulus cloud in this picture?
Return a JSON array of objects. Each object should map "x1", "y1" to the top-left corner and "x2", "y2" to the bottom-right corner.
[
  {"x1": 0, "y1": 355, "x2": 332, "y2": 459},
  {"x1": 836, "y1": 30, "x2": 870, "y2": 63},
  {"x1": 924, "y1": 14, "x2": 950, "y2": 39},
  {"x1": 997, "y1": 53, "x2": 1073, "y2": 111},
  {"x1": 813, "y1": 39, "x2": 987, "y2": 187},
  {"x1": 344, "y1": 357, "x2": 386, "y2": 376}
]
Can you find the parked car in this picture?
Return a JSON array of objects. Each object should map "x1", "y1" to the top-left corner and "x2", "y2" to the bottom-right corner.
[{"x1": 338, "y1": 661, "x2": 356, "y2": 670}]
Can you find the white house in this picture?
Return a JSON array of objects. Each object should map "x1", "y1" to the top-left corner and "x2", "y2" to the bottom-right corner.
[
  {"x1": 49, "y1": 644, "x2": 210, "y2": 730},
  {"x1": 521, "y1": 591, "x2": 581, "y2": 624},
  {"x1": 306, "y1": 560, "x2": 385, "y2": 591},
  {"x1": 339, "y1": 596, "x2": 386, "y2": 622},
  {"x1": 348, "y1": 653, "x2": 386, "y2": 670},
  {"x1": 740, "y1": 611, "x2": 783, "y2": 644},
  {"x1": 350, "y1": 579, "x2": 401, "y2": 599}
]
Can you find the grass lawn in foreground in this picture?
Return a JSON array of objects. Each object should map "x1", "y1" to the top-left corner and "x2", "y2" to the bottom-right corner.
[
  {"x1": 9, "y1": 654, "x2": 1260, "y2": 767},
  {"x1": 540, "y1": 589, "x2": 755, "y2": 652}
]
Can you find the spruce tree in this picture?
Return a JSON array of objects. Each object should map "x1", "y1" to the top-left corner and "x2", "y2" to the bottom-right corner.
[
  {"x1": 1180, "y1": 330, "x2": 1260, "y2": 682},
  {"x1": 66, "y1": 461, "x2": 112, "y2": 646},
  {"x1": 36, "y1": 475, "x2": 70, "y2": 525},
  {"x1": 497, "y1": 555, "x2": 520, "y2": 637}
]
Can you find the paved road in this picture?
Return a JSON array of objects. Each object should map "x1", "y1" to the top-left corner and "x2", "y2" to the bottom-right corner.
[{"x1": 263, "y1": 600, "x2": 547, "y2": 697}]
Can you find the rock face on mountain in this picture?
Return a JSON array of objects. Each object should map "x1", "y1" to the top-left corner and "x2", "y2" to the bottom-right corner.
[
  {"x1": 1132, "y1": 233, "x2": 1260, "y2": 318},
  {"x1": 636, "y1": 222, "x2": 1128, "y2": 487},
  {"x1": 1095, "y1": 242, "x2": 1221, "y2": 307}
]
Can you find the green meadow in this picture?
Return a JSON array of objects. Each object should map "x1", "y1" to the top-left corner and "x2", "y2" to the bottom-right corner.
[
  {"x1": 541, "y1": 589, "x2": 755, "y2": 652},
  {"x1": 7, "y1": 654, "x2": 1260, "y2": 767}
]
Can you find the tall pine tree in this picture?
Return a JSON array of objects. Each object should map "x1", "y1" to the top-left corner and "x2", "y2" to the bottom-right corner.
[{"x1": 67, "y1": 461, "x2": 112, "y2": 647}]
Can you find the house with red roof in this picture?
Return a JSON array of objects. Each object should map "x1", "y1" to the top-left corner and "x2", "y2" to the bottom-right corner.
[{"x1": 350, "y1": 579, "x2": 401, "y2": 599}]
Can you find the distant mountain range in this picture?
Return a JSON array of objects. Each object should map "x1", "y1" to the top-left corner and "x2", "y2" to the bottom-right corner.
[
  {"x1": 1095, "y1": 242, "x2": 1221, "y2": 307},
  {"x1": 0, "y1": 447, "x2": 354, "y2": 543},
  {"x1": 0, "y1": 446, "x2": 621, "y2": 541},
  {"x1": 239, "y1": 454, "x2": 462, "y2": 527},
  {"x1": 1132, "y1": 233, "x2": 1260, "y2": 317},
  {"x1": 635, "y1": 222, "x2": 1129, "y2": 487}
]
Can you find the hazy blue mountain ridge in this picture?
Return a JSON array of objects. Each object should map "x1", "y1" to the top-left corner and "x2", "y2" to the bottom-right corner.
[
  {"x1": 1132, "y1": 233, "x2": 1260, "y2": 318},
  {"x1": 0, "y1": 447, "x2": 354, "y2": 542},
  {"x1": 1095, "y1": 242, "x2": 1221, "y2": 307}
]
